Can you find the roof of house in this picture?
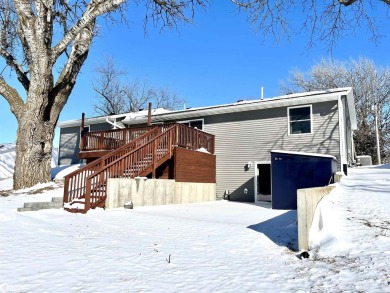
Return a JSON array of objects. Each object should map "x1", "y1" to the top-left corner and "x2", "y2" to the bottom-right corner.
[
  {"x1": 57, "y1": 108, "x2": 170, "y2": 128},
  {"x1": 57, "y1": 88, "x2": 357, "y2": 129},
  {"x1": 271, "y1": 150, "x2": 337, "y2": 160}
]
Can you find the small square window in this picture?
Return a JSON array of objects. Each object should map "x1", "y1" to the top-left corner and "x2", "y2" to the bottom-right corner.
[
  {"x1": 189, "y1": 120, "x2": 203, "y2": 130},
  {"x1": 288, "y1": 106, "x2": 312, "y2": 134},
  {"x1": 179, "y1": 119, "x2": 203, "y2": 130}
]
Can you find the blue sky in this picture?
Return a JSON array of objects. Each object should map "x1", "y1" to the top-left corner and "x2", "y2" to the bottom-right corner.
[{"x1": 0, "y1": 1, "x2": 389, "y2": 146}]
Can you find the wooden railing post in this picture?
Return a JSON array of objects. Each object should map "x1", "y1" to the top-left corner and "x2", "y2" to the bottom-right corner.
[
  {"x1": 80, "y1": 113, "x2": 85, "y2": 151},
  {"x1": 85, "y1": 178, "x2": 91, "y2": 212},
  {"x1": 152, "y1": 139, "x2": 156, "y2": 178},
  {"x1": 168, "y1": 129, "x2": 172, "y2": 156},
  {"x1": 100, "y1": 132, "x2": 104, "y2": 150},
  {"x1": 64, "y1": 178, "x2": 69, "y2": 203},
  {"x1": 196, "y1": 128, "x2": 199, "y2": 150},
  {"x1": 147, "y1": 102, "x2": 152, "y2": 126},
  {"x1": 123, "y1": 129, "x2": 127, "y2": 145}
]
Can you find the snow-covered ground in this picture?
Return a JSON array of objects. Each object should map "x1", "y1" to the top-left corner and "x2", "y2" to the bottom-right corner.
[{"x1": 1, "y1": 145, "x2": 390, "y2": 292}]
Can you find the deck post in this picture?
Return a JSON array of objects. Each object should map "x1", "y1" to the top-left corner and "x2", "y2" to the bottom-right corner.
[
  {"x1": 152, "y1": 139, "x2": 156, "y2": 178},
  {"x1": 80, "y1": 113, "x2": 85, "y2": 151},
  {"x1": 123, "y1": 128, "x2": 127, "y2": 145},
  {"x1": 196, "y1": 128, "x2": 199, "y2": 150},
  {"x1": 85, "y1": 178, "x2": 91, "y2": 212},
  {"x1": 147, "y1": 102, "x2": 152, "y2": 126}
]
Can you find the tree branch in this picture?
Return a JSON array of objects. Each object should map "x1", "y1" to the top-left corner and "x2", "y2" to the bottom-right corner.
[
  {"x1": 338, "y1": 0, "x2": 358, "y2": 6},
  {"x1": 51, "y1": 0, "x2": 124, "y2": 62},
  {"x1": 0, "y1": 76, "x2": 25, "y2": 120},
  {"x1": 48, "y1": 20, "x2": 95, "y2": 123},
  {"x1": 0, "y1": 48, "x2": 29, "y2": 90},
  {"x1": 13, "y1": 0, "x2": 37, "y2": 54}
]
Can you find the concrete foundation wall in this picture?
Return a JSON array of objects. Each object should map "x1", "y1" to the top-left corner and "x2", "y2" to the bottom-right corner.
[
  {"x1": 106, "y1": 178, "x2": 216, "y2": 209},
  {"x1": 297, "y1": 186, "x2": 335, "y2": 251}
]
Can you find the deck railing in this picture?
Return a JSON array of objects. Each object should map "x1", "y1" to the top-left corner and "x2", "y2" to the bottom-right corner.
[
  {"x1": 64, "y1": 127, "x2": 162, "y2": 206},
  {"x1": 80, "y1": 125, "x2": 162, "y2": 151},
  {"x1": 64, "y1": 123, "x2": 215, "y2": 213}
]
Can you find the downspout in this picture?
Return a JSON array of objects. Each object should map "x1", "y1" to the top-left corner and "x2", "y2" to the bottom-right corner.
[
  {"x1": 338, "y1": 96, "x2": 347, "y2": 174},
  {"x1": 351, "y1": 130, "x2": 356, "y2": 164}
]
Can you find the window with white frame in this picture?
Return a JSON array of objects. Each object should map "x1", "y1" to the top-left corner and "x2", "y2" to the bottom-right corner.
[
  {"x1": 288, "y1": 105, "x2": 312, "y2": 135},
  {"x1": 179, "y1": 119, "x2": 203, "y2": 130}
]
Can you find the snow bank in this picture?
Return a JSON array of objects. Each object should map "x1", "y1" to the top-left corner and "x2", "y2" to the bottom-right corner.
[
  {"x1": 51, "y1": 164, "x2": 84, "y2": 180},
  {"x1": 0, "y1": 144, "x2": 58, "y2": 180},
  {"x1": 310, "y1": 164, "x2": 390, "y2": 255}
]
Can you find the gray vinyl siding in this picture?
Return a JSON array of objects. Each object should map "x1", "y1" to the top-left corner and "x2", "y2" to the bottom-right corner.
[
  {"x1": 203, "y1": 100, "x2": 340, "y2": 201},
  {"x1": 58, "y1": 126, "x2": 82, "y2": 165},
  {"x1": 58, "y1": 100, "x2": 343, "y2": 201},
  {"x1": 58, "y1": 122, "x2": 113, "y2": 165},
  {"x1": 90, "y1": 123, "x2": 113, "y2": 132}
]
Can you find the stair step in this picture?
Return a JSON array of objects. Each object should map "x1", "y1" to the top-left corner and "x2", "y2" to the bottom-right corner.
[
  {"x1": 51, "y1": 197, "x2": 63, "y2": 203},
  {"x1": 23, "y1": 201, "x2": 63, "y2": 209},
  {"x1": 18, "y1": 202, "x2": 63, "y2": 212}
]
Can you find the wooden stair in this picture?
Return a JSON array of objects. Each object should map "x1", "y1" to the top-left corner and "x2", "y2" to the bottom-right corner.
[{"x1": 63, "y1": 124, "x2": 215, "y2": 213}]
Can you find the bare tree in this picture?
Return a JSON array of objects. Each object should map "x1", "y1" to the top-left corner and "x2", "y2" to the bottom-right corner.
[
  {"x1": 92, "y1": 57, "x2": 127, "y2": 115},
  {"x1": 0, "y1": 0, "x2": 206, "y2": 190},
  {"x1": 280, "y1": 57, "x2": 390, "y2": 163},
  {"x1": 1, "y1": 0, "x2": 389, "y2": 190},
  {"x1": 233, "y1": 0, "x2": 390, "y2": 49},
  {"x1": 92, "y1": 58, "x2": 186, "y2": 115}
]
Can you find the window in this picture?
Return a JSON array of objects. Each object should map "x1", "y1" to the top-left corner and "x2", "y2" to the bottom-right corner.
[
  {"x1": 180, "y1": 119, "x2": 203, "y2": 130},
  {"x1": 288, "y1": 105, "x2": 312, "y2": 135}
]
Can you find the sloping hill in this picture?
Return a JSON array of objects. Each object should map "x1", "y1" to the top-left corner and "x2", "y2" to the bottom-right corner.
[{"x1": 0, "y1": 144, "x2": 16, "y2": 179}]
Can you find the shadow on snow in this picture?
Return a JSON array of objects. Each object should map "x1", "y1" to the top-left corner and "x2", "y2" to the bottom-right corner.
[{"x1": 247, "y1": 210, "x2": 298, "y2": 251}]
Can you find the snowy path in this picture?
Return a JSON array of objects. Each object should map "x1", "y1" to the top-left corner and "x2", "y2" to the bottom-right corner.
[{"x1": 0, "y1": 165, "x2": 390, "y2": 292}]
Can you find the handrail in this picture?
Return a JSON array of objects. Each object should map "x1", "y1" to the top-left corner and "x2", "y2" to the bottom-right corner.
[
  {"x1": 83, "y1": 125, "x2": 178, "y2": 210},
  {"x1": 65, "y1": 123, "x2": 215, "y2": 212},
  {"x1": 63, "y1": 126, "x2": 162, "y2": 205}
]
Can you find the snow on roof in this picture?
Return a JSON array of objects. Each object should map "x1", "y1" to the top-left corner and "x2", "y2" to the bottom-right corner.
[
  {"x1": 271, "y1": 150, "x2": 337, "y2": 160},
  {"x1": 121, "y1": 108, "x2": 171, "y2": 124},
  {"x1": 57, "y1": 108, "x2": 171, "y2": 128},
  {"x1": 57, "y1": 112, "x2": 129, "y2": 128}
]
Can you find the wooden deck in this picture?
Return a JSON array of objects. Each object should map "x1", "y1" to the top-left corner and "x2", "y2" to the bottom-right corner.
[{"x1": 63, "y1": 123, "x2": 216, "y2": 213}]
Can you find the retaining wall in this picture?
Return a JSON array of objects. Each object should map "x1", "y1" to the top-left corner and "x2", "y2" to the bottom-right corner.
[
  {"x1": 297, "y1": 186, "x2": 335, "y2": 251},
  {"x1": 106, "y1": 178, "x2": 216, "y2": 209}
]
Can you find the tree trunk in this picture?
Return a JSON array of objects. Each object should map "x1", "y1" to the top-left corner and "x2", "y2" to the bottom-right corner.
[
  {"x1": 13, "y1": 116, "x2": 55, "y2": 189},
  {"x1": 13, "y1": 64, "x2": 57, "y2": 190}
]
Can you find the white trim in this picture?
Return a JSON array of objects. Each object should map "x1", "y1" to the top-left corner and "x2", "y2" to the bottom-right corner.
[
  {"x1": 271, "y1": 150, "x2": 337, "y2": 160},
  {"x1": 287, "y1": 104, "x2": 313, "y2": 135},
  {"x1": 254, "y1": 161, "x2": 271, "y2": 204},
  {"x1": 338, "y1": 96, "x2": 347, "y2": 165}
]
